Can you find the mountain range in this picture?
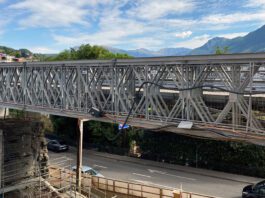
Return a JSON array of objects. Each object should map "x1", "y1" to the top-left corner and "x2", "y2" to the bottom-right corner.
[
  {"x1": 107, "y1": 24, "x2": 265, "y2": 57},
  {"x1": 2, "y1": 25, "x2": 265, "y2": 57},
  {"x1": 190, "y1": 25, "x2": 265, "y2": 55},
  {"x1": 105, "y1": 46, "x2": 191, "y2": 57}
]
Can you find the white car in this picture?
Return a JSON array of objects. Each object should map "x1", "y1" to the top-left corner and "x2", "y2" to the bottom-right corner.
[{"x1": 71, "y1": 166, "x2": 104, "y2": 177}]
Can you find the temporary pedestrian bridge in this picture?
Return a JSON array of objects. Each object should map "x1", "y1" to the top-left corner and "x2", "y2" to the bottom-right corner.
[
  {"x1": 1, "y1": 52, "x2": 265, "y2": 192},
  {"x1": 0, "y1": 53, "x2": 265, "y2": 135}
]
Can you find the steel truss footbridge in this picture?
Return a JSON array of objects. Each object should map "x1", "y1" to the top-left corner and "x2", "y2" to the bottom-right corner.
[{"x1": 1, "y1": 53, "x2": 265, "y2": 144}]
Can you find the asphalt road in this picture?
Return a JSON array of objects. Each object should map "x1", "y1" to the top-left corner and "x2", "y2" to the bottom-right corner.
[{"x1": 48, "y1": 148, "x2": 261, "y2": 198}]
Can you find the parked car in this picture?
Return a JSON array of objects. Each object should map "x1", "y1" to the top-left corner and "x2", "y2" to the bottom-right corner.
[
  {"x1": 71, "y1": 166, "x2": 104, "y2": 177},
  {"x1": 47, "y1": 139, "x2": 69, "y2": 152},
  {"x1": 242, "y1": 180, "x2": 265, "y2": 198}
]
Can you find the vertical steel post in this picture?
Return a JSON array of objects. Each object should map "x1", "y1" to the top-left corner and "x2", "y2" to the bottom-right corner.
[
  {"x1": 23, "y1": 62, "x2": 27, "y2": 107},
  {"x1": 0, "y1": 130, "x2": 2, "y2": 189},
  {"x1": 61, "y1": 64, "x2": 65, "y2": 110},
  {"x1": 246, "y1": 62, "x2": 254, "y2": 132},
  {"x1": 145, "y1": 64, "x2": 149, "y2": 119},
  {"x1": 77, "y1": 66, "x2": 81, "y2": 112},
  {"x1": 76, "y1": 119, "x2": 84, "y2": 193},
  {"x1": 181, "y1": 65, "x2": 185, "y2": 120}
]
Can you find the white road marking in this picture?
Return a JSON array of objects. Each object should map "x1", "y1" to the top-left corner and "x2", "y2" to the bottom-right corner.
[
  {"x1": 93, "y1": 164, "x2": 107, "y2": 169},
  {"x1": 131, "y1": 179, "x2": 174, "y2": 189},
  {"x1": 148, "y1": 169, "x2": 196, "y2": 181},
  {"x1": 166, "y1": 174, "x2": 196, "y2": 181},
  {"x1": 130, "y1": 179, "x2": 151, "y2": 185},
  {"x1": 148, "y1": 169, "x2": 166, "y2": 174},
  {"x1": 132, "y1": 173, "x2": 151, "y2": 178}
]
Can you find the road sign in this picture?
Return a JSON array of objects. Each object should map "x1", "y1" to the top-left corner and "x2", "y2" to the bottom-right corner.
[{"x1": 118, "y1": 123, "x2": 130, "y2": 130}]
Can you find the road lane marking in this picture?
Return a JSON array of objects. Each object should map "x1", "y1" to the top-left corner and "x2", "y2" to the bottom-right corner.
[
  {"x1": 148, "y1": 169, "x2": 196, "y2": 181},
  {"x1": 131, "y1": 179, "x2": 151, "y2": 185},
  {"x1": 93, "y1": 164, "x2": 107, "y2": 169},
  {"x1": 131, "y1": 179, "x2": 174, "y2": 189},
  {"x1": 132, "y1": 173, "x2": 151, "y2": 178},
  {"x1": 148, "y1": 169, "x2": 166, "y2": 174},
  {"x1": 167, "y1": 174, "x2": 196, "y2": 181}
]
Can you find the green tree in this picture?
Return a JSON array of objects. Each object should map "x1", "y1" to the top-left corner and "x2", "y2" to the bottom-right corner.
[
  {"x1": 47, "y1": 44, "x2": 132, "y2": 61},
  {"x1": 50, "y1": 116, "x2": 78, "y2": 142},
  {"x1": 55, "y1": 50, "x2": 72, "y2": 60},
  {"x1": 215, "y1": 46, "x2": 229, "y2": 54}
]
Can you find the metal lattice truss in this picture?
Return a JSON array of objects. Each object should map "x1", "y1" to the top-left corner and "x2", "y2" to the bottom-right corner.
[{"x1": 0, "y1": 53, "x2": 265, "y2": 134}]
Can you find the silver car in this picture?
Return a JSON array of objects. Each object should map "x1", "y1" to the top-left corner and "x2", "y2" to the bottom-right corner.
[{"x1": 71, "y1": 166, "x2": 104, "y2": 177}]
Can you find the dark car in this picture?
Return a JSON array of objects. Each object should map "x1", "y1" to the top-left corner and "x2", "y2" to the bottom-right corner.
[
  {"x1": 242, "y1": 180, "x2": 265, "y2": 198},
  {"x1": 47, "y1": 140, "x2": 69, "y2": 152}
]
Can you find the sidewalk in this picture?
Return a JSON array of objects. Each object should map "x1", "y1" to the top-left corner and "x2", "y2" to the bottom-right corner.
[{"x1": 83, "y1": 148, "x2": 264, "y2": 184}]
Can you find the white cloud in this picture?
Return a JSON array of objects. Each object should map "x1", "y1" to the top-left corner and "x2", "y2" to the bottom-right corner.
[
  {"x1": 51, "y1": 8, "x2": 259, "y2": 50},
  {"x1": 29, "y1": 47, "x2": 59, "y2": 54},
  {"x1": 5, "y1": 0, "x2": 265, "y2": 51},
  {"x1": 152, "y1": 12, "x2": 264, "y2": 34},
  {"x1": 53, "y1": 23, "x2": 145, "y2": 47},
  {"x1": 154, "y1": 18, "x2": 197, "y2": 29},
  {"x1": 246, "y1": 0, "x2": 265, "y2": 7},
  {"x1": 98, "y1": 4, "x2": 147, "y2": 35},
  {"x1": 8, "y1": 0, "x2": 112, "y2": 28},
  {"x1": 201, "y1": 12, "x2": 265, "y2": 25},
  {"x1": 175, "y1": 31, "x2": 192, "y2": 38},
  {"x1": 51, "y1": 1, "x2": 196, "y2": 49},
  {"x1": 218, "y1": 32, "x2": 248, "y2": 39},
  {"x1": 53, "y1": 29, "x2": 127, "y2": 47},
  {"x1": 175, "y1": 34, "x2": 212, "y2": 49},
  {"x1": 127, "y1": 0, "x2": 195, "y2": 20},
  {"x1": 53, "y1": 2, "x2": 153, "y2": 48},
  {"x1": 52, "y1": 17, "x2": 162, "y2": 49}
]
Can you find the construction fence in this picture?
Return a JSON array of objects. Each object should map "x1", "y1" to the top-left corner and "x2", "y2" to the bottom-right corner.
[{"x1": 49, "y1": 165, "x2": 218, "y2": 198}]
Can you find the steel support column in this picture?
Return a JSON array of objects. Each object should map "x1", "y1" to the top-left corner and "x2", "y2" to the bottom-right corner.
[
  {"x1": 76, "y1": 118, "x2": 89, "y2": 193},
  {"x1": 0, "y1": 130, "x2": 2, "y2": 189}
]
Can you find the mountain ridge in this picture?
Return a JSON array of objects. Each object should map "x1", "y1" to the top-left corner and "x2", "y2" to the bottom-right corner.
[
  {"x1": 107, "y1": 25, "x2": 265, "y2": 56},
  {"x1": 189, "y1": 25, "x2": 265, "y2": 55},
  {"x1": 105, "y1": 46, "x2": 192, "y2": 57}
]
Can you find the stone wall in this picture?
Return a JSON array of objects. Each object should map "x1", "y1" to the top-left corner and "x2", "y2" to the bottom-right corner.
[
  {"x1": 0, "y1": 119, "x2": 48, "y2": 187},
  {"x1": 0, "y1": 108, "x2": 9, "y2": 118}
]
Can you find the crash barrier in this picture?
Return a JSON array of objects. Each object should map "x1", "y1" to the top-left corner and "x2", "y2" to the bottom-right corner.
[{"x1": 49, "y1": 165, "x2": 217, "y2": 198}]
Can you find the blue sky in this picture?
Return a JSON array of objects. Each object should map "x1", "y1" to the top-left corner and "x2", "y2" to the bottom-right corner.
[{"x1": 0, "y1": 0, "x2": 265, "y2": 53}]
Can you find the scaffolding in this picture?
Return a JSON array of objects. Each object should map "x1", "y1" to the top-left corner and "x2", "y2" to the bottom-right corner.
[{"x1": 0, "y1": 155, "x2": 80, "y2": 198}]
